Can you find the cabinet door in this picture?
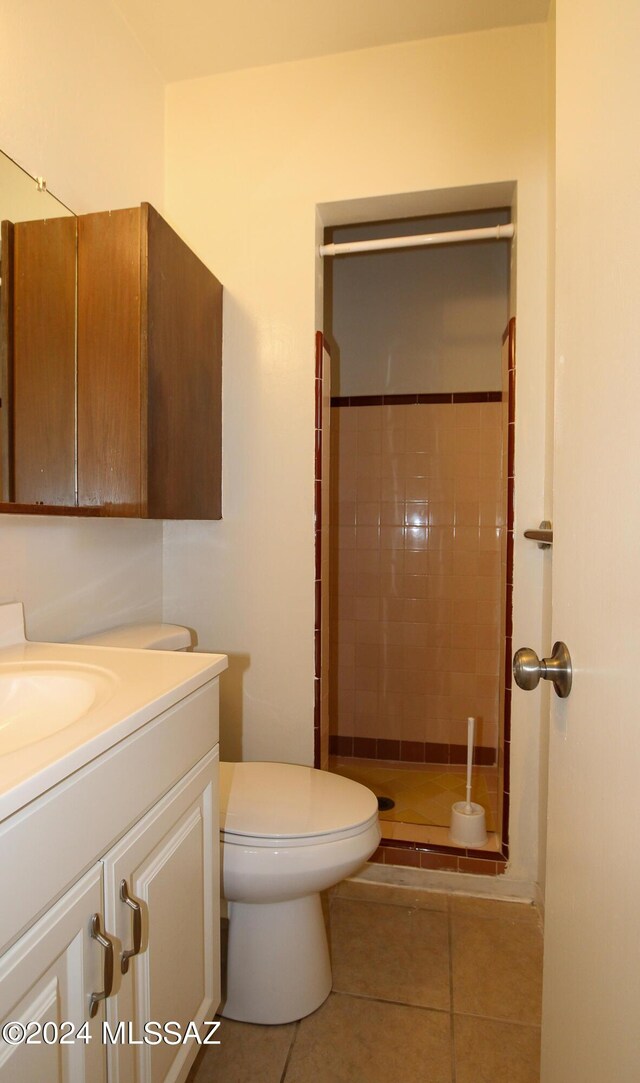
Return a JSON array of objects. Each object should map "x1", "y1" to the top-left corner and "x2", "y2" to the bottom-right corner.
[
  {"x1": 0, "y1": 865, "x2": 108, "y2": 1083},
  {"x1": 145, "y1": 204, "x2": 223, "y2": 520},
  {"x1": 76, "y1": 207, "x2": 143, "y2": 514},
  {"x1": 5, "y1": 216, "x2": 77, "y2": 506},
  {"x1": 103, "y1": 748, "x2": 219, "y2": 1083}
]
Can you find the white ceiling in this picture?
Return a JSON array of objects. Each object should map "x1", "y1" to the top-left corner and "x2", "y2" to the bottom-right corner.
[{"x1": 110, "y1": 0, "x2": 550, "y2": 83}]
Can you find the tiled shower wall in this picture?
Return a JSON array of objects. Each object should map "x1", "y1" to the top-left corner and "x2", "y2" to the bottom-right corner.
[{"x1": 329, "y1": 396, "x2": 504, "y2": 765}]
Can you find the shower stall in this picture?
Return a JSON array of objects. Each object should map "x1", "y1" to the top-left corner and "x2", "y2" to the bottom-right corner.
[{"x1": 322, "y1": 207, "x2": 513, "y2": 854}]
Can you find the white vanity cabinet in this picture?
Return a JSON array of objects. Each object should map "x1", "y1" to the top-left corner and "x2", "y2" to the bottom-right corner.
[
  {"x1": 0, "y1": 865, "x2": 108, "y2": 1083},
  {"x1": 103, "y1": 748, "x2": 218, "y2": 1083},
  {"x1": 0, "y1": 666, "x2": 224, "y2": 1083}
]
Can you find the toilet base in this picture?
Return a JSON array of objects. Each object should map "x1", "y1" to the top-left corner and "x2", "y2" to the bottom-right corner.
[{"x1": 221, "y1": 893, "x2": 332, "y2": 1024}]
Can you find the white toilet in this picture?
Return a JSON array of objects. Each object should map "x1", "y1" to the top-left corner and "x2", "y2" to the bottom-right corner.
[
  {"x1": 219, "y1": 759, "x2": 379, "y2": 1023},
  {"x1": 73, "y1": 621, "x2": 381, "y2": 1025}
]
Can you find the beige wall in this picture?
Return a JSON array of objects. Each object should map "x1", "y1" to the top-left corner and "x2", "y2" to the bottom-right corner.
[
  {"x1": 0, "y1": 0, "x2": 166, "y2": 641},
  {"x1": 0, "y1": 0, "x2": 164, "y2": 214},
  {"x1": 165, "y1": 24, "x2": 550, "y2": 885}
]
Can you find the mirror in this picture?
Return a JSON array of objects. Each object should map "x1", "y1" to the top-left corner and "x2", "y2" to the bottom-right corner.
[{"x1": 0, "y1": 149, "x2": 75, "y2": 507}]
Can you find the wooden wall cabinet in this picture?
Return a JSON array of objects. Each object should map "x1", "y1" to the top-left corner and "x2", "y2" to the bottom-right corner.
[
  {"x1": 0, "y1": 204, "x2": 222, "y2": 519},
  {"x1": 0, "y1": 216, "x2": 77, "y2": 508}
]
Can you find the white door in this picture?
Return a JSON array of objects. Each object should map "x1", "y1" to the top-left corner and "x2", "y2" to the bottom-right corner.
[
  {"x1": 103, "y1": 749, "x2": 219, "y2": 1083},
  {"x1": 541, "y1": 1, "x2": 640, "y2": 1079}
]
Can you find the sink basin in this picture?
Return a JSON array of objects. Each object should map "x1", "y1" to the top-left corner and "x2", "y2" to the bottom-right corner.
[{"x1": 0, "y1": 662, "x2": 117, "y2": 756}]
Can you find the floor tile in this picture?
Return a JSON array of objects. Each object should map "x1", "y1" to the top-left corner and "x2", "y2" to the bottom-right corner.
[
  {"x1": 331, "y1": 879, "x2": 448, "y2": 911},
  {"x1": 331, "y1": 758, "x2": 497, "y2": 830},
  {"x1": 186, "y1": 1015, "x2": 295, "y2": 1083},
  {"x1": 451, "y1": 913, "x2": 543, "y2": 1024},
  {"x1": 284, "y1": 993, "x2": 452, "y2": 1083},
  {"x1": 330, "y1": 898, "x2": 450, "y2": 1010},
  {"x1": 454, "y1": 1015, "x2": 541, "y2": 1083}
]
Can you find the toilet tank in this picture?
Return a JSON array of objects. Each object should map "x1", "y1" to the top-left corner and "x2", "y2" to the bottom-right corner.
[{"x1": 73, "y1": 622, "x2": 193, "y2": 651}]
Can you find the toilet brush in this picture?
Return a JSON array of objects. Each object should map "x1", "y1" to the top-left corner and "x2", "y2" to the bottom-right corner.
[{"x1": 449, "y1": 716, "x2": 487, "y2": 846}]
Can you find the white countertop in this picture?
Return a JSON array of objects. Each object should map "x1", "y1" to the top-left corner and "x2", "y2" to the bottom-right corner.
[{"x1": 0, "y1": 639, "x2": 227, "y2": 823}]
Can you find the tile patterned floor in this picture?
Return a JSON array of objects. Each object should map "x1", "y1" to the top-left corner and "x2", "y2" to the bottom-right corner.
[
  {"x1": 330, "y1": 757, "x2": 499, "y2": 831},
  {"x1": 187, "y1": 881, "x2": 542, "y2": 1083}
]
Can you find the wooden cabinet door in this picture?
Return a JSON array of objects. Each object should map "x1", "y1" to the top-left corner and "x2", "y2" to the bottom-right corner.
[
  {"x1": 145, "y1": 205, "x2": 222, "y2": 520},
  {"x1": 76, "y1": 204, "x2": 222, "y2": 520},
  {"x1": 5, "y1": 216, "x2": 76, "y2": 505},
  {"x1": 77, "y1": 208, "x2": 144, "y2": 514},
  {"x1": 102, "y1": 748, "x2": 219, "y2": 1083},
  {"x1": 0, "y1": 865, "x2": 107, "y2": 1083}
]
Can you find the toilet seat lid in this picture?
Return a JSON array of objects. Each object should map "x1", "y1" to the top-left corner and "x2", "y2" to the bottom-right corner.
[{"x1": 219, "y1": 761, "x2": 378, "y2": 841}]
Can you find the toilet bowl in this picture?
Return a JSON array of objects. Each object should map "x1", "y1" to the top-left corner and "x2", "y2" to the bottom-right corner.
[
  {"x1": 219, "y1": 760, "x2": 379, "y2": 1023},
  {"x1": 72, "y1": 622, "x2": 381, "y2": 1025}
]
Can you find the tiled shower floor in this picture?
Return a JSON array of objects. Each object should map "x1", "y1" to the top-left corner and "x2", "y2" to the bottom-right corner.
[{"x1": 330, "y1": 757, "x2": 499, "y2": 842}]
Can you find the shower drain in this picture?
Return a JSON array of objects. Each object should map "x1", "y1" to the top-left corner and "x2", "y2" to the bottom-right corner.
[{"x1": 377, "y1": 796, "x2": 395, "y2": 812}]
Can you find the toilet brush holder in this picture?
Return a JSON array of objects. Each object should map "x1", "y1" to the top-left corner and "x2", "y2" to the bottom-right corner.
[{"x1": 449, "y1": 801, "x2": 487, "y2": 847}]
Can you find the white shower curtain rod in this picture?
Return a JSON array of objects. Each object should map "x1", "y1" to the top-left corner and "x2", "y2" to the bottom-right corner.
[{"x1": 319, "y1": 222, "x2": 514, "y2": 257}]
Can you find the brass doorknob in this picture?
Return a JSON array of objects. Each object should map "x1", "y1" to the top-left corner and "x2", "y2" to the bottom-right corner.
[{"x1": 513, "y1": 642, "x2": 572, "y2": 698}]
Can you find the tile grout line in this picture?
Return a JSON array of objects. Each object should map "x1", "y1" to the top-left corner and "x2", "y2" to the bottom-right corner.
[
  {"x1": 331, "y1": 987, "x2": 451, "y2": 1015},
  {"x1": 331, "y1": 985, "x2": 542, "y2": 1029},
  {"x1": 279, "y1": 1019, "x2": 300, "y2": 1083},
  {"x1": 448, "y1": 901, "x2": 457, "y2": 1083}
]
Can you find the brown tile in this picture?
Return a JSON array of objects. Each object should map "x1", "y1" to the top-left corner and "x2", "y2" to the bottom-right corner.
[
  {"x1": 315, "y1": 332, "x2": 323, "y2": 379},
  {"x1": 400, "y1": 739, "x2": 425, "y2": 762},
  {"x1": 377, "y1": 737, "x2": 400, "y2": 760},
  {"x1": 379, "y1": 844, "x2": 422, "y2": 867},
  {"x1": 503, "y1": 739, "x2": 511, "y2": 791},
  {"x1": 417, "y1": 392, "x2": 453, "y2": 404},
  {"x1": 458, "y1": 857, "x2": 500, "y2": 875},
  {"x1": 425, "y1": 741, "x2": 449, "y2": 764},
  {"x1": 330, "y1": 898, "x2": 450, "y2": 1010},
  {"x1": 507, "y1": 421, "x2": 515, "y2": 472},
  {"x1": 420, "y1": 851, "x2": 460, "y2": 871},
  {"x1": 506, "y1": 529, "x2": 514, "y2": 584},
  {"x1": 353, "y1": 736, "x2": 376, "y2": 759},
  {"x1": 186, "y1": 1014, "x2": 295, "y2": 1082},
  {"x1": 286, "y1": 993, "x2": 452, "y2": 1083},
  {"x1": 475, "y1": 745, "x2": 497, "y2": 766},
  {"x1": 454, "y1": 1015, "x2": 540, "y2": 1083},
  {"x1": 451, "y1": 912, "x2": 543, "y2": 1024},
  {"x1": 315, "y1": 379, "x2": 323, "y2": 428},
  {"x1": 506, "y1": 477, "x2": 514, "y2": 530},
  {"x1": 314, "y1": 528, "x2": 322, "y2": 579},
  {"x1": 333, "y1": 735, "x2": 353, "y2": 757}
]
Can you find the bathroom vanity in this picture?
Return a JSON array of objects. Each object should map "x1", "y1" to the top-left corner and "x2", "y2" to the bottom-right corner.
[{"x1": 0, "y1": 604, "x2": 227, "y2": 1083}]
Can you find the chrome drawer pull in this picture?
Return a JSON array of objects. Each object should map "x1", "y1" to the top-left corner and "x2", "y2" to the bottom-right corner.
[
  {"x1": 89, "y1": 913, "x2": 121, "y2": 1018},
  {"x1": 120, "y1": 879, "x2": 148, "y2": 974}
]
